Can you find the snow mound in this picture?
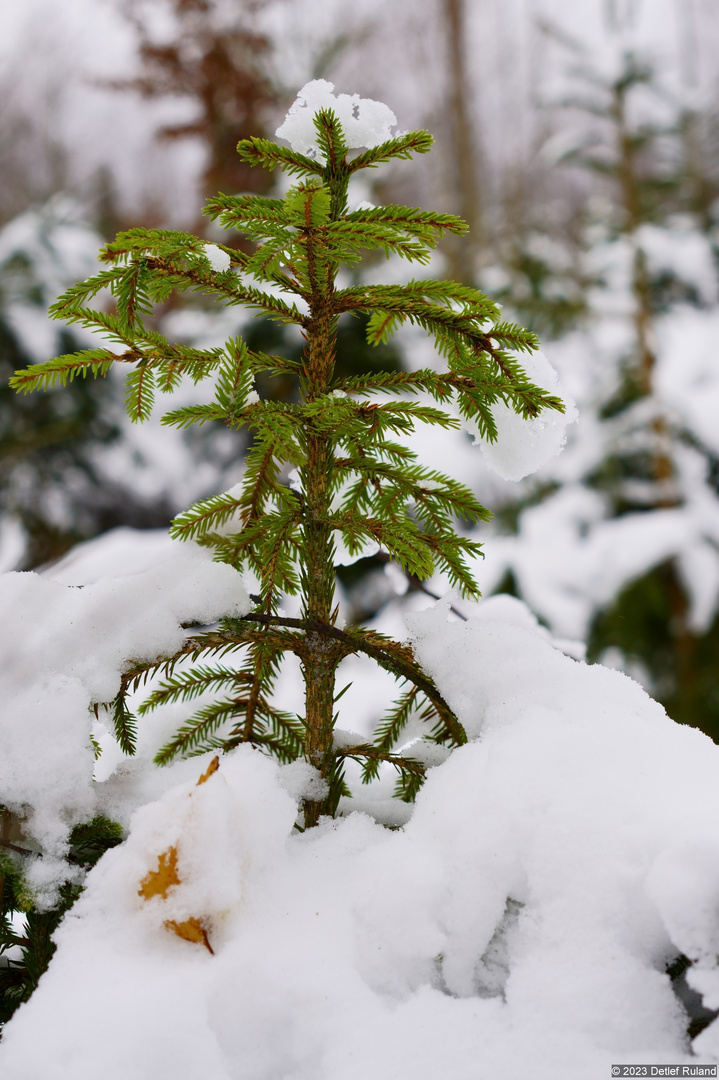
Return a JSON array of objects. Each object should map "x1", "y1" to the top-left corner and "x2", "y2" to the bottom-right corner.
[
  {"x1": 0, "y1": 542, "x2": 251, "y2": 899},
  {"x1": 2, "y1": 596, "x2": 719, "y2": 1076},
  {"x1": 43, "y1": 527, "x2": 175, "y2": 585}
]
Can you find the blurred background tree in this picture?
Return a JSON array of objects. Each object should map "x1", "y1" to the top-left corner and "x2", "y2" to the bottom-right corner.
[
  {"x1": 466, "y1": 15, "x2": 719, "y2": 740},
  {"x1": 0, "y1": 0, "x2": 284, "y2": 570},
  {"x1": 0, "y1": 200, "x2": 173, "y2": 571},
  {"x1": 110, "y1": 0, "x2": 277, "y2": 209}
]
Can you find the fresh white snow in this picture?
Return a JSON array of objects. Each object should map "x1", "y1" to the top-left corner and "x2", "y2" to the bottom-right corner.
[
  {"x1": 0, "y1": 543, "x2": 251, "y2": 904},
  {"x1": 203, "y1": 244, "x2": 232, "y2": 274},
  {"x1": 469, "y1": 350, "x2": 578, "y2": 482},
  {"x1": 0, "y1": 594, "x2": 718, "y2": 1076}
]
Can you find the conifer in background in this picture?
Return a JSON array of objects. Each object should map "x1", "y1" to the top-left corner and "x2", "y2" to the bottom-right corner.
[
  {"x1": 11, "y1": 90, "x2": 563, "y2": 825},
  {"x1": 474, "y1": 41, "x2": 719, "y2": 741},
  {"x1": 0, "y1": 0, "x2": 291, "y2": 572},
  {"x1": 577, "y1": 53, "x2": 719, "y2": 736},
  {"x1": 0, "y1": 203, "x2": 178, "y2": 570}
]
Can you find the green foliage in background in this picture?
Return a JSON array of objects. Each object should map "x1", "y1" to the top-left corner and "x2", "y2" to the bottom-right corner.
[{"x1": 0, "y1": 815, "x2": 122, "y2": 1027}]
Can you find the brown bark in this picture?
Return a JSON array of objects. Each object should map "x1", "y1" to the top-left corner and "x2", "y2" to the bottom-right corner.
[
  {"x1": 613, "y1": 79, "x2": 676, "y2": 504},
  {"x1": 442, "y1": 0, "x2": 482, "y2": 283},
  {"x1": 300, "y1": 282, "x2": 343, "y2": 826}
]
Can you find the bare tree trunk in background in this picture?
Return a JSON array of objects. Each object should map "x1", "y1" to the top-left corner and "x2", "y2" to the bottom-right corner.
[
  {"x1": 675, "y1": 0, "x2": 699, "y2": 88},
  {"x1": 442, "y1": 0, "x2": 482, "y2": 283},
  {"x1": 611, "y1": 65, "x2": 697, "y2": 687},
  {"x1": 612, "y1": 76, "x2": 676, "y2": 506}
]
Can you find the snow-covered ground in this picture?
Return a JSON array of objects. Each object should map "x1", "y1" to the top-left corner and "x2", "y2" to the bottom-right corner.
[{"x1": 2, "y1": 555, "x2": 719, "y2": 1076}]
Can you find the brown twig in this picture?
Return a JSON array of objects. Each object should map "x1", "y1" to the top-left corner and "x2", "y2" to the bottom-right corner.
[
  {"x1": 239, "y1": 612, "x2": 466, "y2": 745},
  {"x1": 0, "y1": 838, "x2": 40, "y2": 858}
]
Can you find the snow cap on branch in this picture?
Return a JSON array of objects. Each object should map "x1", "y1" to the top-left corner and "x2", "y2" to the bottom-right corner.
[
  {"x1": 203, "y1": 244, "x2": 231, "y2": 273},
  {"x1": 470, "y1": 351, "x2": 578, "y2": 482},
  {"x1": 275, "y1": 80, "x2": 398, "y2": 158}
]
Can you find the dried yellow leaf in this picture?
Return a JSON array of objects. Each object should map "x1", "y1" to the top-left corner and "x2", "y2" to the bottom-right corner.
[
  {"x1": 196, "y1": 755, "x2": 220, "y2": 786},
  {"x1": 137, "y1": 758, "x2": 220, "y2": 954},
  {"x1": 165, "y1": 917, "x2": 214, "y2": 954},
  {"x1": 138, "y1": 846, "x2": 180, "y2": 901}
]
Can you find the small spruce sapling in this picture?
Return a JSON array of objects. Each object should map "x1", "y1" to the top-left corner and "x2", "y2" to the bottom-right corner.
[{"x1": 11, "y1": 84, "x2": 564, "y2": 827}]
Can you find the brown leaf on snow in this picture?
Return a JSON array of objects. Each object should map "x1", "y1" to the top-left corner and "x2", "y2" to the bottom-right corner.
[
  {"x1": 165, "y1": 917, "x2": 214, "y2": 954},
  {"x1": 138, "y1": 846, "x2": 181, "y2": 901},
  {"x1": 137, "y1": 757, "x2": 220, "y2": 954},
  {"x1": 196, "y1": 755, "x2": 220, "y2": 786}
]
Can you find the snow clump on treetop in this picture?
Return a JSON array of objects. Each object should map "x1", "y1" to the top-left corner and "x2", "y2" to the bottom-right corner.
[{"x1": 275, "y1": 79, "x2": 398, "y2": 158}]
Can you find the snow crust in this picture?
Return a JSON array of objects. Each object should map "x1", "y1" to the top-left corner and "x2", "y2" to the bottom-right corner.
[
  {"x1": 276, "y1": 79, "x2": 397, "y2": 158},
  {"x1": 2, "y1": 595, "x2": 719, "y2": 1076}
]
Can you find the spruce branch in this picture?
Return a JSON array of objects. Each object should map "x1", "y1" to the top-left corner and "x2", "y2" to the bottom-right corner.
[
  {"x1": 231, "y1": 613, "x2": 466, "y2": 747},
  {"x1": 372, "y1": 686, "x2": 425, "y2": 755},
  {"x1": 347, "y1": 130, "x2": 436, "y2": 171},
  {"x1": 10, "y1": 353, "x2": 116, "y2": 393},
  {"x1": 108, "y1": 693, "x2": 138, "y2": 756},
  {"x1": 236, "y1": 137, "x2": 326, "y2": 177}
]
